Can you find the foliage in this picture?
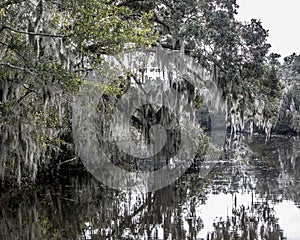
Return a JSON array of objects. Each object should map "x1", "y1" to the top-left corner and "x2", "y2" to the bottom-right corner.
[
  {"x1": 0, "y1": 0, "x2": 294, "y2": 185},
  {"x1": 0, "y1": 0, "x2": 157, "y2": 184},
  {"x1": 275, "y1": 53, "x2": 300, "y2": 134},
  {"x1": 151, "y1": 0, "x2": 284, "y2": 136}
]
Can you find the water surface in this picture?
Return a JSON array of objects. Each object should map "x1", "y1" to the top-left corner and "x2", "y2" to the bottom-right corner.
[{"x1": 1, "y1": 135, "x2": 299, "y2": 239}]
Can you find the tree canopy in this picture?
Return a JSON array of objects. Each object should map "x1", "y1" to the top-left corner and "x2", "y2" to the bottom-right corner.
[{"x1": 0, "y1": 0, "x2": 297, "y2": 185}]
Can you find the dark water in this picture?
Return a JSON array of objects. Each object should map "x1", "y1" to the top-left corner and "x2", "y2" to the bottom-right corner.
[{"x1": 1, "y1": 135, "x2": 300, "y2": 240}]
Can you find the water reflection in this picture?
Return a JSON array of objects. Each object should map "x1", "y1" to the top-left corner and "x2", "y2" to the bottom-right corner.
[{"x1": 0, "y1": 136, "x2": 299, "y2": 239}]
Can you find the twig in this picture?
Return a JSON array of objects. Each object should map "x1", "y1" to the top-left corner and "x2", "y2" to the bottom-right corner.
[
  {"x1": 59, "y1": 157, "x2": 77, "y2": 166},
  {"x1": 58, "y1": 196, "x2": 76, "y2": 202}
]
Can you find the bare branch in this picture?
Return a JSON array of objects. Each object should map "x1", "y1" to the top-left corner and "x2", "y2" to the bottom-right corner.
[{"x1": 0, "y1": 63, "x2": 35, "y2": 74}]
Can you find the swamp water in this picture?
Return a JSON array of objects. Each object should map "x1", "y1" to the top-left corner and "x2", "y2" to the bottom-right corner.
[{"x1": 0, "y1": 135, "x2": 300, "y2": 240}]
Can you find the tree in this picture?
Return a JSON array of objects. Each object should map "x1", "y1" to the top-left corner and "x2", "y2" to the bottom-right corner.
[
  {"x1": 0, "y1": 0, "x2": 285, "y2": 186},
  {"x1": 151, "y1": 0, "x2": 282, "y2": 136},
  {"x1": 0, "y1": 0, "x2": 156, "y2": 185},
  {"x1": 274, "y1": 53, "x2": 300, "y2": 134}
]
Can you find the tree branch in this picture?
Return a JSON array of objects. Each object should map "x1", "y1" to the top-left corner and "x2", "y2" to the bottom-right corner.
[
  {"x1": 2, "y1": 25, "x2": 70, "y2": 38},
  {"x1": 0, "y1": 63, "x2": 35, "y2": 74},
  {"x1": 16, "y1": 87, "x2": 34, "y2": 104},
  {"x1": 153, "y1": 13, "x2": 171, "y2": 34},
  {"x1": 0, "y1": 41, "x2": 28, "y2": 62},
  {"x1": 108, "y1": 0, "x2": 142, "y2": 6}
]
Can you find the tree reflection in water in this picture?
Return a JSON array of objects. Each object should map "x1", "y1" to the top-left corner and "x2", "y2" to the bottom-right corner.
[
  {"x1": 0, "y1": 136, "x2": 299, "y2": 239},
  {"x1": 208, "y1": 198, "x2": 284, "y2": 240}
]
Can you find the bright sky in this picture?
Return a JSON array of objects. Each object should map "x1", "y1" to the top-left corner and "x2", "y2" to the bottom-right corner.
[{"x1": 236, "y1": 0, "x2": 300, "y2": 58}]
